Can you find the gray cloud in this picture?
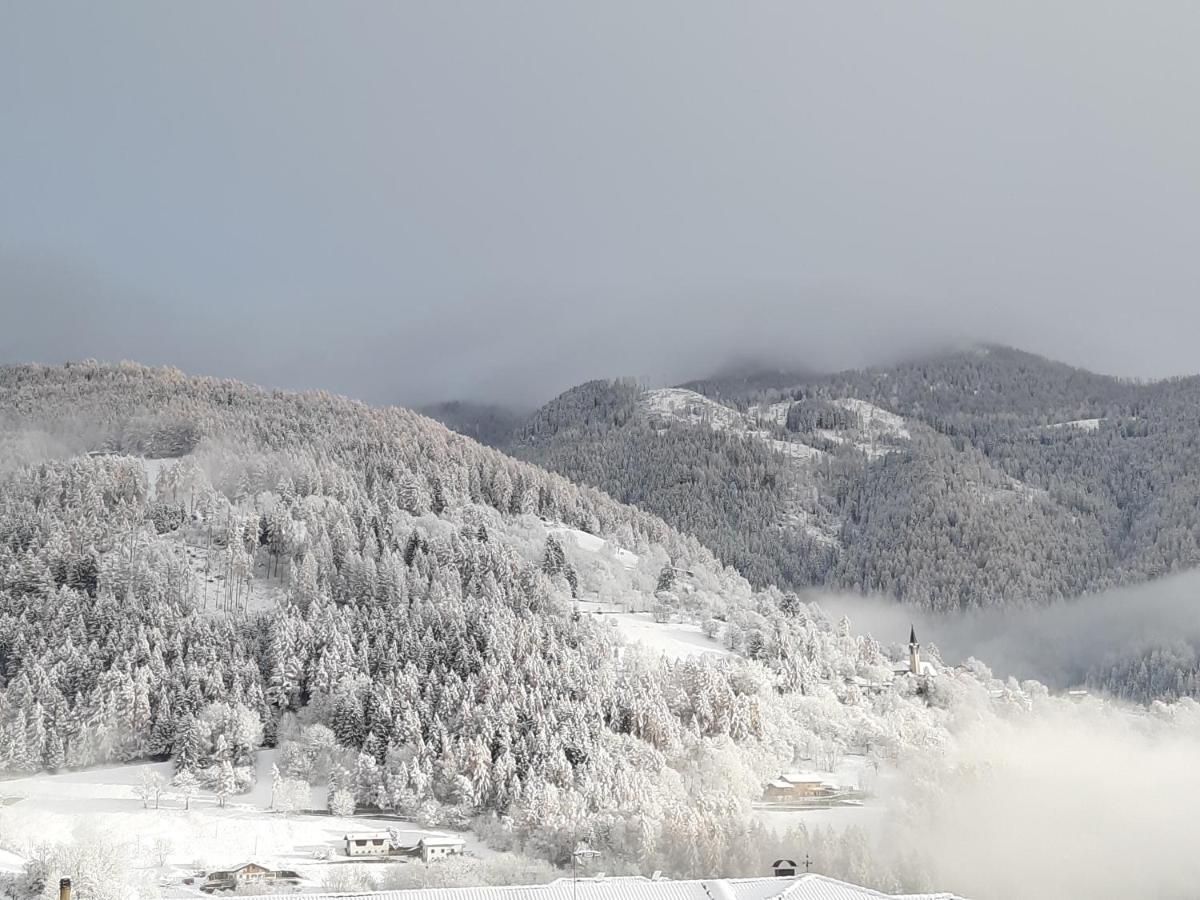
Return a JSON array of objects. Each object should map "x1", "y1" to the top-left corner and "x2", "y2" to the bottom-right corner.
[{"x1": 2, "y1": 2, "x2": 1199, "y2": 406}]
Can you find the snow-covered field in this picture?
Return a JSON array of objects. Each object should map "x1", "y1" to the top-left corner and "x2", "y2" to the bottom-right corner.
[
  {"x1": 642, "y1": 390, "x2": 827, "y2": 462},
  {"x1": 0, "y1": 752, "x2": 483, "y2": 895},
  {"x1": 751, "y1": 756, "x2": 888, "y2": 836},
  {"x1": 576, "y1": 600, "x2": 730, "y2": 662},
  {"x1": 546, "y1": 524, "x2": 639, "y2": 571},
  {"x1": 833, "y1": 399, "x2": 910, "y2": 441},
  {"x1": 1048, "y1": 418, "x2": 1104, "y2": 432},
  {"x1": 752, "y1": 803, "x2": 884, "y2": 835},
  {"x1": 133, "y1": 455, "x2": 292, "y2": 617},
  {"x1": 641, "y1": 389, "x2": 747, "y2": 432}
]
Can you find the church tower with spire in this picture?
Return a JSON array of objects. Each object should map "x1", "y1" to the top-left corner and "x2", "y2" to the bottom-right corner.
[{"x1": 908, "y1": 625, "x2": 921, "y2": 675}]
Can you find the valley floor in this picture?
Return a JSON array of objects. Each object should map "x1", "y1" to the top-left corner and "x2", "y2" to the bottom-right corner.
[{"x1": 0, "y1": 751, "x2": 487, "y2": 896}]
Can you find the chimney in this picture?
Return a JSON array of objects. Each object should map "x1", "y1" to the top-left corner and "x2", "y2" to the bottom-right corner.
[{"x1": 59, "y1": 879, "x2": 72, "y2": 900}]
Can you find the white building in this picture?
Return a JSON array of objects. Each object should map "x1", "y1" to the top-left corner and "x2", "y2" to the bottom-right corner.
[
  {"x1": 895, "y1": 627, "x2": 936, "y2": 678},
  {"x1": 418, "y1": 835, "x2": 466, "y2": 863},
  {"x1": 343, "y1": 831, "x2": 398, "y2": 857},
  {"x1": 233, "y1": 873, "x2": 966, "y2": 899}
]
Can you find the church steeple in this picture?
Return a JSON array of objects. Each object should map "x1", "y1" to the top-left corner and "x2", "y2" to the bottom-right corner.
[{"x1": 908, "y1": 625, "x2": 921, "y2": 674}]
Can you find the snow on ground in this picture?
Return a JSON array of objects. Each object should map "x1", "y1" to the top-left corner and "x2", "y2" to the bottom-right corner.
[
  {"x1": 641, "y1": 388, "x2": 746, "y2": 432},
  {"x1": 0, "y1": 752, "x2": 485, "y2": 893},
  {"x1": 178, "y1": 534, "x2": 291, "y2": 617},
  {"x1": 642, "y1": 390, "x2": 827, "y2": 464},
  {"x1": 748, "y1": 401, "x2": 792, "y2": 428},
  {"x1": 768, "y1": 439, "x2": 824, "y2": 461},
  {"x1": 834, "y1": 399, "x2": 910, "y2": 440},
  {"x1": 546, "y1": 524, "x2": 639, "y2": 571},
  {"x1": 752, "y1": 756, "x2": 889, "y2": 836},
  {"x1": 576, "y1": 600, "x2": 730, "y2": 662},
  {"x1": 1048, "y1": 418, "x2": 1104, "y2": 432},
  {"x1": 0, "y1": 847, "x2": 25, "y2": 874},
  {"x1": 781, "y1": 510, "x2": 840, "y2": 548},
  {"x1": 141, "y1": 456, "x2": 179, "y2": 501},
  {"x1": 753, "y1": 803, "x2": 885, "y2": 835},
  {"x1": 966, "y1": 475, "x2": 1048, "y2": 505}
]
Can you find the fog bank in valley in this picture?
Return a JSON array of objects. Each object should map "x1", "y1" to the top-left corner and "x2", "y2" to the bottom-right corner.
[
  {"x1": 884, "y1": 694, "x2": 1200, "y2": 899},
  {"x1": 816, "y1": 570, "x2": 1200, "y2": 690}
]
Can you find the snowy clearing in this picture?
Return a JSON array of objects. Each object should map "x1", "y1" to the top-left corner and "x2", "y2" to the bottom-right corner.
[
  {"x1": 781, "y1": 509, "x2": 840, "y2": 548},
  {"x1": 752, "y1": 803, "x2": 885, "y2": 836},
  {"x1": 748, "y1": 400, "x2": 792, "y2": 428},
  {"x1": 642, "y1": 390, "x2": 827, "y2": 463},
  {"x1": 1048, "y1": 418, "x2": 1104, "y2": 432},
  {"x1": 545, "y1": 523, "x2": 640, "y2": 571},
  {"x1": 834, "y1": 399, "x2": 910, "y2": 440},
  {"x1": 641, "y1": 388, "x2": 746, "y2": 432},
  {"x1": 0, "y1": 752, "x2": 485, "y2": 895},
  {"x1": 576, "y1": 600, "x2": 731, "y2": 661}
]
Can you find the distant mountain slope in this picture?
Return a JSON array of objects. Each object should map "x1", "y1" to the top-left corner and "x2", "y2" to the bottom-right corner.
[
  {"x1": 505, "y1": 379, "x2": 838, "y2": 589},
  {"x1": 457, "y1": 346, "x2": 1200, "y2": 611}
]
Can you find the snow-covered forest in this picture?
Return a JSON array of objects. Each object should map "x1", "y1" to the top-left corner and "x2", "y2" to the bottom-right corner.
[
  {"x1": 3, "y1": 362, "x2": 1200, "y2": 900},
  {"x1": 0, "y1": 362, "x2": 945, "y2": 888},
  {"x1": 450, "y1": 346, "x2": 1200, "y2": 612},
  {"x1": 425, "y1": 346, "x2": 1200, "y2": 702}
]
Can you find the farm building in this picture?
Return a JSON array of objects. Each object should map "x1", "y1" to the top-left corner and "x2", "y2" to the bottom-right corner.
[
  {"x1": 761, "y1": 772, "x2": 838, "y2": 803},
  {"x1": 418, "y1": 836, "x2": 466, "y2": 863},
  {"x1": 343, "y1": 830, "x2": 467, "y2": 862},
  {"x1": 201, "y1": 863, "x2": 302, "y2": 893},
  {"x1": 344, "y1": 831, "x2": 401, "y2": 857}
]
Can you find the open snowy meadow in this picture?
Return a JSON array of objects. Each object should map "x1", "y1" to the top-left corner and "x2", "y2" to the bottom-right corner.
[{"x1": 0, "y1": 751, "x2": 487, "y2": 898}]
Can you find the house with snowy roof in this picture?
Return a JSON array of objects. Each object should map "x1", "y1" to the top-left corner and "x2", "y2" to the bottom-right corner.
[
  {"x1": 344, "y1": 830, "x2": 402, "y2": 857},
  {"x1": 762, "y1": 772, "x2": 838, "y2": 803},
  {"x1": 417, "y1": 835, "x2": 466, "y2": 863},
  {"x1": 231, "y1": 872, "x2": 966, "y2": 900},
  {"x1": 343, "y1": 830, "x2": 467, "y2": 861},
  {"x1": 201, "y1": 862, "x2": 302, "y2": 893}
]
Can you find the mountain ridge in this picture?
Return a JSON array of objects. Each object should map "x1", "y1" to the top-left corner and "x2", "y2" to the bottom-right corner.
[{"x1": 424, "y1": 345, "x2": 1200, "y2": 613}]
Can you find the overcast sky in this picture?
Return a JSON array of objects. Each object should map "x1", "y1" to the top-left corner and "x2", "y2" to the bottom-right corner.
[{"x1": 2, "y1": 2, "x2": 1198, "y2": 406}]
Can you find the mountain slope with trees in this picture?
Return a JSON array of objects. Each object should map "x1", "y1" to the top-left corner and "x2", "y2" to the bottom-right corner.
[
  {"x1": 442, "y1": 346, "x2": 1200, "y2": 613},
  {"x1": 0, "y1": 361, "x2": 955, "y2": 886}
]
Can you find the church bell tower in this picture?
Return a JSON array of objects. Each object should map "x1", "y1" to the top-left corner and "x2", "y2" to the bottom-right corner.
[{"x1": 908, "y1": 625, "x2": 921, "y2": 675}]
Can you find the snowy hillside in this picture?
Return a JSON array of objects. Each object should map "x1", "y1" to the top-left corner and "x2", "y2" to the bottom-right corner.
[
  {"x1": 0, "y1": 362, "x2": 960, "y2": 894},
  {"x1": 3, "y1": 364, "x2": 1200, "y2": 900}
]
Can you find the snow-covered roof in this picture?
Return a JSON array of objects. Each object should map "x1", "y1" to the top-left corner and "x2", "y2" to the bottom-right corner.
[
  {"x1": 780, "y1": 772, "x2": 828, "y2": 784},
  {"x1": 207, "y1": 862, "x2": 272, "y2": 876},
  {"x1": 230, "y1": 873, "x2": 966, "y2": 900},
  {"x1": 419, "y1": 835, "x2": 466, "y2": 847},
  {"x1": 343, "y1": 831, "x2": 393, "y2": 841}
]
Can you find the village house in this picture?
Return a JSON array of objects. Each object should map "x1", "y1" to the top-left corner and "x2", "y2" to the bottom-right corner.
[
  {"x1": 201, "y1": 863, "x2": 302, "y2": 893},
  {"x1": 761, "y1": 772, "x2": 838, "y2": 803},
  {"x1": 417, "y1": 835, "x2": 466, "y2": 863},
  {"x1": 344, "y1": 831, "x2": 401, "y2": 857},
  {"x1": 342, "y1": 830, "x2": 467, "y2": 862}
]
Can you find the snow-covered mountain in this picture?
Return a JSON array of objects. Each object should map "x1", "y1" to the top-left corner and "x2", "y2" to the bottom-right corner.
[
  {"x1": 0, "y1": 361, "x2": 955, "y2": 890},
  {"x1": 432, "y1": 346, "x2": 1200, "y2": 624},
  {"x1": 4, "y1": 362, "x2": 1200, "y2": 900}
]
